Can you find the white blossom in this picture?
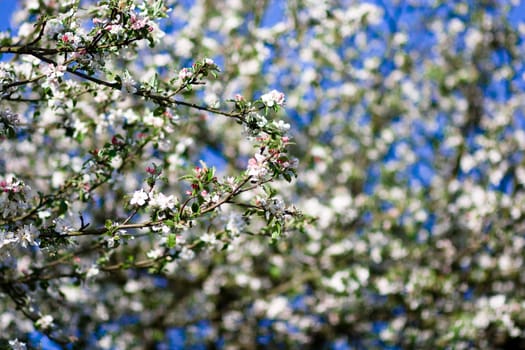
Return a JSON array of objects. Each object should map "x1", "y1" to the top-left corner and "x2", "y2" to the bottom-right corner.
[
  {"x1": 247, "y1": 153, "x2": 268, "y2": 179},
  {"x1": 36, "y1": 315, "x2": 53, "y2": 329},
  {"x1": 146, "y1": 248, "x2": 163, "y2": 259},
  {"x1": 121, "y1": 71, "x2": 137, "y2": 94},
  {"x1": 179, "y1": 246, "x2": 195, "y2": 260},
  {"x1": 130, "y1": 189, "x2": 149, "y2": 206},
  {"x1": 16, "y1": 224, "x2": 38, "y2": 248},
  {"x1": 86, "y1": 265, "x2": 100, "y2": 279},
  {"x1": 149, "y1": 192, "x2": 177, "y2": 210},
  {"x1": 178, "y1": 67, "x2": 192, "y2": 81},
  {"x1": 8, "y1": 339, "x2": 26, "y2": 350},
  {"x1": 273, "y1": 120, "x2": 290, "y2": 133},
  {"x1": 200, "y1": 233, "x2": 216, "y2": 244},
  {"x1": 261, "y1": 89, "x2": 285, "y2": 107}
]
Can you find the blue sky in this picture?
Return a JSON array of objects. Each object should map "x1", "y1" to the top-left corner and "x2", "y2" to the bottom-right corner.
[{"x1": 0, "y1": 1, "x2": 17, "y2": 31}]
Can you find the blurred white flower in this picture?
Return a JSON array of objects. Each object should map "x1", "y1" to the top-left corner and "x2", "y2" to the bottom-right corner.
[{"x1": 36, "y1": 315, "x2": 53, "y2": 329}]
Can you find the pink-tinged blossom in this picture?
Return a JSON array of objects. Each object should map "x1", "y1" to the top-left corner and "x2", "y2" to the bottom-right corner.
[
  {"x1": 107, "y1": 24, "x2": 124, "y2": 35},
  {"x1": 130, "y1": 189, "x2": 148, "y2": 206},
  {"x1": 261, "y1": 89, "x2": 285, "y2": 107},
  {"x1": 247, "y1": 153, "x2": 269, "y2": 179},
  {"x1": 145, "y1": 21, "x2": 165, "y2": 42},
  {"x1": 42, "y1": 63, "x2": 66, "y2": 79},
  {"x1": 194, "y1": 163, "x2": 208, "y2": 178},
  {"x1": 42, "y1": 63, "x2": 67, "y2": 92},
  {"x1": 60, "y1": 32, "x2": 81, "y2": 48},
  {"x1": 146, "y1": 166, "x2": 156, "y2": 175},
  {"x1": 202, "y1": 191, "x2": 220, "y2": 204},
  {"x1": 178, "y1": 67, "x2": 192, "y2": 81},
  {"x1": 280, "y1": 157, "x2": 299, "y2": 170},
  {"x1": 130, "y1": 13, "x2": 149, "y2": 30},
  {"x1": 0, "y1": 176, "x2": 26, "y2": 192}
]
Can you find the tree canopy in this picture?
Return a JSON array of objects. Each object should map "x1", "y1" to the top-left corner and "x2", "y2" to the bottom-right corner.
[{"x1": 2, "y1": 0, "x2": 525, "y2": 349}]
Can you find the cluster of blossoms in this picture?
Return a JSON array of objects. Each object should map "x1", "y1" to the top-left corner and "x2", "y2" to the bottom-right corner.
[
  {"x1": 0, "y1": 109, "x2": 19, "y2": 137},
  {"x1": 0, "y1": 224, "x2": 38, "y2": 258},
  {"x1": 141, "y1": 1, "x2": 525, "y2": 348},
  {"x1": 8, "y1": 339, "x2": 26, "y2": 350},
  {"x1": 41, "y1": 63, "x2": 67, "y2": 94},
  {"x1": 35, "y1": 315, "x2": 53, "y2": 330},
  {"x1": 244, "y1": 112, "x2": 269, "y2": 136},
  {"x1": 129, "y1": 12, "x2": 152, "y2": 31},
  {"x1": 247, "y1": 153, "x2": 269, "y2": 180},
  {"x1": 178, "y1": 67, "x2": 192, "y2": 81},
  {"x1": 120, "y1": 70, "x2": 138, "y2": 94},
  {"x1": 178, "y1": 58, "x2": 219, "y2": 83},
  {"x1": 0, "y1": 0, "x2": 305, "y2": 347},
  {"x1": 58, "y1": 32, "x2": 82, "y2": 48},
  {"x1": 246, "y1": 139, "x2": 298, "y2": 183},
  {"x1": 92, "y1": 2, "x2": 164, "y2": 38},
  {"x1": 255, "y1": 196, "x2": 288, "y2": 220},
  {"x1": 130, "y1": 188, "x2": 178, "y2": 212},
  {"x1": 0, "y1": 177, "x2": 33, "y2": 219},
  {"x1": 261, "y1": 89, "x2": 286, "y2": 107}
]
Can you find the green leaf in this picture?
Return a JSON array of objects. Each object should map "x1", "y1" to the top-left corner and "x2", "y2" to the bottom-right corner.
[
  {"x1": 57, "y1": 200, "x2": 69, "y2": 216},
  {"x1": 271, "y1": 221, "x2": 282, "y2": 241},
  {"x1": 150, "y1": 73, "x2": 159, "y2": 90},
  {"x1": 191, "y1": 202, "x2": 200, "y2": 213},
  {"x1": 166, "y1": 233, "x2": 176, "y2": 248},
  {"x1": 269, "y1": 265, "x2": 281, "y2": 278},
  {"x1": 207, "y1": 167, "x2": 215, "y2": 181},
  {"x1": 153, "y1": 106, "x2": 165, "y2": 116}
]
